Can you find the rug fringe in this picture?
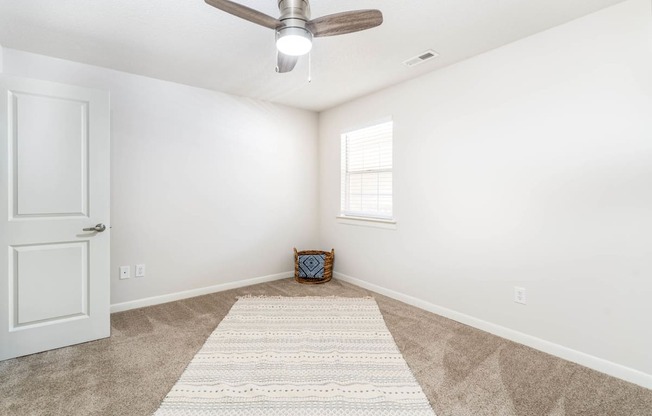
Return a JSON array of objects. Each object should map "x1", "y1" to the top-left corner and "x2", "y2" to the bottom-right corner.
[{"x1": 236, "y1": 295, "x2": 375, "y2": 300}]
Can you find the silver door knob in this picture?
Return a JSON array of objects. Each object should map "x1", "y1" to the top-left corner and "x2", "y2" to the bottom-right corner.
[{"x1": 83, "y1": 223, "x2": 106, "y2": 232}]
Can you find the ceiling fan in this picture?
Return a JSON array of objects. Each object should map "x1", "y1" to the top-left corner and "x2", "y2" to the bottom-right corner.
[{"x1": 204, "y1": 0, "x2": 383, "y2": 73}]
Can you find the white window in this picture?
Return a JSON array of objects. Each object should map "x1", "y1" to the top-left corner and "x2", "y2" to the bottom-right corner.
[{"x1": 340, "y1": 121, "x2": 393, "y2": 220}]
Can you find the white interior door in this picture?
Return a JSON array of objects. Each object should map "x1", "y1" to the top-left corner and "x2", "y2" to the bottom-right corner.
[{"x1": 0, "y1": 76, "x2": 110, "y2": 360}]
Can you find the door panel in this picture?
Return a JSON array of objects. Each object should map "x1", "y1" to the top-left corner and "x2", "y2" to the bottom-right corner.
[
  {"x1": 0, "y1": 76, "x2": 110, "y2": 361},
  {"x1": 12, "y1": 92, "x2": 89, "y2": 217},
  {"x1": 12, "y1": 242, "x2": 88, "y2": 327}
]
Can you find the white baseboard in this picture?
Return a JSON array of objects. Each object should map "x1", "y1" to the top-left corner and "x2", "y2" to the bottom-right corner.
[
  {"x1": 110, "y1": 271, "x2": 293, "y2": 313},
  {"x1": 334, "y1": 272, "x2": 652, "y2": 389}
]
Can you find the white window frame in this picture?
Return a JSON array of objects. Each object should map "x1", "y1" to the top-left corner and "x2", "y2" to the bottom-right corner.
[{"x1": 338, "y1": 119, "x2": 395, "y2": 229}]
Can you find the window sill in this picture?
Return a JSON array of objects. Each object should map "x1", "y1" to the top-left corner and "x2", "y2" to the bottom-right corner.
[{"x1": 336, "y1": 215, "x2": 397, "y2": 230}]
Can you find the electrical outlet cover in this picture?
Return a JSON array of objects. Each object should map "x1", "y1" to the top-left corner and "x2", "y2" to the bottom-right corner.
[
  {"x1": 135, "y1": 264, "x2": 146, "y2": 278},
  {"x1": 514, "y1": 286, "x2": 527, "y2": 304}
]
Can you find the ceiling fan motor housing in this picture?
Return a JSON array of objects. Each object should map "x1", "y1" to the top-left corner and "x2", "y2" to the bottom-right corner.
[{"x1": 278, "y1": 0, "x2": 311, "y2": 27}]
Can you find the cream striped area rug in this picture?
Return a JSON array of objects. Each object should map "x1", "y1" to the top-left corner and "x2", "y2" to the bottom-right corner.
[{"x1": 154, "y1": 296, "x2": 435, "y2": 415}]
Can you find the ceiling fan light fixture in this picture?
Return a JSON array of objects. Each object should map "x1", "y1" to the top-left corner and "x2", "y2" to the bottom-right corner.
[{"x1": 276, "y1": 27, "x2": 313, "y2": 56}]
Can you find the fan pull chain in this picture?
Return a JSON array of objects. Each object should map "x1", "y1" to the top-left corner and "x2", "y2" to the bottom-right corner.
[{"x1": 308, "y1": 52, "x2": 312, "y2": 83}]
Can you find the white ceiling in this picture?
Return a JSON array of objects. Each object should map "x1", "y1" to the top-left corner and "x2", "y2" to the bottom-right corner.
[{"x1": 0, "y1": 0, "x2": 625, "y2": 111}]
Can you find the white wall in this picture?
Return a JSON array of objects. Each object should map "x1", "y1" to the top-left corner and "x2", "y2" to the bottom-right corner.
[
  {"x1": 319, "y1": 0, "x2": 652, "y2": 382},
  {"x1": 2, "y1": 48, "x2": 319, "y2": 306}
]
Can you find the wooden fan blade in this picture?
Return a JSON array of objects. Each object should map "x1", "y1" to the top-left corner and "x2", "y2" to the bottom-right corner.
[
  {"x1": 276, "y1": 52, "x2": 299, "y2": 73},
  {"x1": 307, "y1": 10, "x2": 383, "y2": 38},
  {"x1": 205, "y1": 0, "x2": 281, "y2": 30}
]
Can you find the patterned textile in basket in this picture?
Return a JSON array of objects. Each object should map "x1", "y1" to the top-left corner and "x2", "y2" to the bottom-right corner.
[{"x1": 294, "y1": 248, "x2": 334, "y2": 284}]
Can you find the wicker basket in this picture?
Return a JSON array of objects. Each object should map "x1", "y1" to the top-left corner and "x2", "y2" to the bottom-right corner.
[{"x1": 294, "y1": 248, "x2": 335, "y2": 284}]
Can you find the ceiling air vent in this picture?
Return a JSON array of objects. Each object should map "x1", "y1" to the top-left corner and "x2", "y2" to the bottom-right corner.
[{"x1": 403, "y1": 50, "x2": 440, "y2": 67}]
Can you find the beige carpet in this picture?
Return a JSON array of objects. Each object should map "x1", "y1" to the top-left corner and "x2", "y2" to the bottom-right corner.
[{"x1": 0, "y1": 278, "x2": 650, "y2": 416}]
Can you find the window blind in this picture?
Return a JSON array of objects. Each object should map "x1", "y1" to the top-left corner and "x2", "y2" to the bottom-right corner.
[{"x1": 341, "y1": 121, "x2": 393, "y2": 219}]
